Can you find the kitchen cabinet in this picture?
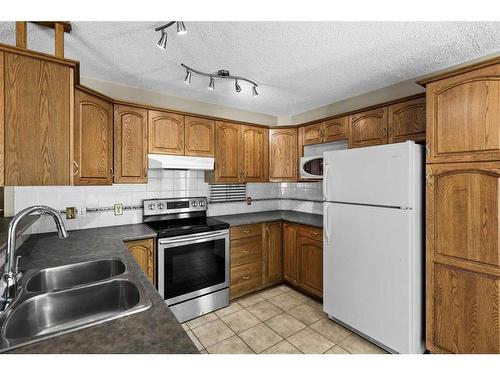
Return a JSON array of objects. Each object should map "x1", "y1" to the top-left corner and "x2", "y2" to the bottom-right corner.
[
  {"x1": 425, "y1": 62, "x2": 500, "y2": 163},
  {"x1": 283, "y1": 222, "x2": 299, "y2": 284},
  {"x1": 207, "y1": 122, "x2": 268, "y2": 183},
  {"x1": 184, "y1": 116, "x2": 215, "y2": 157},
  {"x1": 301, "y1": 116, "x2": 348, "y2": 146},
  {"x1": 269, "y1": 128, "x2": 298, "y2": 182},
  {"x1": 148, "y1": 110, "x2": 184, "y2": 155},
  {"x1": 125, "y1": 238, "x2": 155, "y2": 286},
  {"x1": 263, "y1": 221, "x2": 283, "y2": 284},
  {"x1": 74, "y1": 88, "x2": 113, "y2": 185},
  {"x1": 229, "y1": 223, "x2": 264, "y2": 298},
  {"x1": 348, "y1": 107, "x2": 388, "y2": 148},
  {"x1": 388, "y1": 96, "x2": 426, "y2": 144},
  {"x1": 113, "y1": 104, "x2": 148, "y2": 183},
  {"x1": 2, "y1": 49, "x2": 76, "y2": 186},
  {"x1": 426, "y1": 161, "x2": 500, "y2": 353}
]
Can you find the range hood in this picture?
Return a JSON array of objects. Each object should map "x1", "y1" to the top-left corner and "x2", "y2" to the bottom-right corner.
[{"x1": 148, "y1": 154, "x2": 214, "y2": 170}]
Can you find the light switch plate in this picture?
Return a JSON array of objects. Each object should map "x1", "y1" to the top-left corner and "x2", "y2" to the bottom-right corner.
[
  {"x1": 246, "y1": 197, "x2": 252, "y2": 205},
  {"x1": 114, "y1": 203, "x2": 123, "y2": 216},
  {"x1": 66, "y1": 207, "x2": 77, "y2": 220}
]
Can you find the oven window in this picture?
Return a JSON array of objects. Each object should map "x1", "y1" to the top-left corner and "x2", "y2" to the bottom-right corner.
[
  {"x1": 303, "y1": 158, "x2": 323, "y2": 175},
  {"x1": 164, "y1": 238, "x2": 226, "y2": 299}
]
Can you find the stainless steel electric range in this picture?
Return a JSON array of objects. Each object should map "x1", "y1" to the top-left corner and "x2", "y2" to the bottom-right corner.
[{"x1": 143, "y1": 197, "x2": 230, "y2": 323}]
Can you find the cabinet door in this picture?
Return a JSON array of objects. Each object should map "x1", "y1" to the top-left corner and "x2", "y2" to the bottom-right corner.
[
  {"x1": 148, "y1": 110, "x2": 184, "y2": 155},
  {"x1": 283, "y1": 223, "x2": 298, "y2": 285},
  {"x1": 388, "y1": 96, "x2": 426, "y2": 144},
  {"x1": 264, "y1": 221, "x2": 283, "y2": 284},
  {"x1": 426, "y1": 63, "x2": 500, "y2": 163},
  {"x1": 4, "y1": 52, "x2": 73, "y2": 186},
  {"x1": 126, "y1": 239, "x2": 155, "y2": 286},
  {"x1": 74, "y1": 89, "x2": 113, "y2": 185},
  {"x1": 302, "y1": 123, "x2": 323, "y2": 145},
  {"x1": 297, "y1": 236, "x2": 323, "y2": 298},
  {"x1": 269, "y1": 128, "x2": 298, "y2": 181},
  {"x1": 323, "y1": 116, "x2": 348, "y2": 142},
  {"x1": 185, "y1": 116, "x2": 214, "y2": 157},
  {"x1": 214, "y1": 122, "x2": 241, "y2": 182},
  {"x1": 241, "y1": 126, "x2": 269, "y2": 182},
  {"x1": 114, "y1": 104, "x2": 148, "y2": 183},
  {"x1": 349, "y1": 107, "x2": 388, "y2": 148}
]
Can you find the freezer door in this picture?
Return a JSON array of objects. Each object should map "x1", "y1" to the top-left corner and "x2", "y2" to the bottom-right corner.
[
  {"x1": 323, "y1": 202, "x2": 423, "y2": 353},
  {"x1": 323, "y1": 142, "x2": 415, "y2": 207}
]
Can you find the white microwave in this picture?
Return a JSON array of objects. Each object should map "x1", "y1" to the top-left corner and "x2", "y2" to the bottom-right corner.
[{"x1": 300, "y1": 156, "x2": 323, "y2": 179}]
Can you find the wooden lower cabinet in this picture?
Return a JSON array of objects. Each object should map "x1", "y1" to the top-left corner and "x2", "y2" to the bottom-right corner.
[
  {"x1": 283, "y1": 222, "x2": 299, "y2": 284},
  {"x1": 231, "y1": 261, "x2": 263, "y2": 297},
  {"x1": 125, "y1": 238, "x2": 155, "y2": 286},
  {"x1": 263, "y1": 221, "x2": 283, "y2": 284}
]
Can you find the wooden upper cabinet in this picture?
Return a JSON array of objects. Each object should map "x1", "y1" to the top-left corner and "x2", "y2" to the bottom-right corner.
[
  {"x1": 213, "y1": 122, "x2": 241, "y2": 182},
  {"x1": 148, "y1": 110, "x2": 184, "y2": 155},
  {"x1": 388, "y1": 96, "x2": 426, "y2": 144},
  {"x1": 185, "y1": 116, "x2": 214, "y2": 157},
  {"x1": 74, "y1": 89, "x2": 113, "y2": 185},
  {"x1": 126, "y1": 238, "x2": 155, "y2": 286},
  {"x1": 302, "y1": 123, "x2": 323, "y2": 145},
  {"x1": 349, "y1": 107, "x2": 388, "y2": 148},
  {"x1": 269, "y1": 128, "x2": 298, "y2": 182},
  {"x1": 323, "y1": 116, "x2": 348, "y2": 142},
  {"x1": 426, "y1": 62, "x2": 500, "y2": 163},
  {"x1": 264, "y1": 221, "x2": 283, "y2": 284},
  {"x1": 3, "y1": 52, "x2": 74, "y2": 186},
  {"x1": 114, "y1": 104, "x2": 148, "y2": 183},
  {"x1": 241, "y1": 126, "x2": 269, "y2": 182},
  {"x1": 297, "y1": 235, "x2": 323, "y2": 298}
]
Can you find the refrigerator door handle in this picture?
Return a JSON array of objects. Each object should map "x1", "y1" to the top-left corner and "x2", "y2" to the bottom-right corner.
[
  {"x1": 324, "y1": 207, "x2": 331, "y2": 244},
  {"x1": 323, "y1": 161, "x2": 330, "y2": 201}
]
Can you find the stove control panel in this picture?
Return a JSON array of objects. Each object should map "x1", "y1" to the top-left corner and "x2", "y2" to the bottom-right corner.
[{"x1": 143, "y1": 197, "x2": 208, "y2": 216}]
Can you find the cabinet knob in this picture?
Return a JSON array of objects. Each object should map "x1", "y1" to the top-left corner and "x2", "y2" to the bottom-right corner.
[{"x1": 242, "y1": 275, "x2": 250, "y2": 280}]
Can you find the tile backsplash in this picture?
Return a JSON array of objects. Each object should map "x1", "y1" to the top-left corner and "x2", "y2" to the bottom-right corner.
[{"x1": 7, "y1": 170, "x2": 323, "y2": 234}]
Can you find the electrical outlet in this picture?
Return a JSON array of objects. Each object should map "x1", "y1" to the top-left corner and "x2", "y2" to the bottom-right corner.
[
  {"x1": 114, "y1": 203, "x2": 123, "y2": 216},
  {"x1": 246, "y1": 197, "x2": 252, "y2": 205},
  {"x1": 66, "y1": 207, "x2": 77, "y2": 220}
]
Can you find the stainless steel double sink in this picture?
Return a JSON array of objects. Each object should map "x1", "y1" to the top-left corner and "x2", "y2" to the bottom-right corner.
[{"x1": 0, "y1": 258, "x2": 152, "y2": 352}]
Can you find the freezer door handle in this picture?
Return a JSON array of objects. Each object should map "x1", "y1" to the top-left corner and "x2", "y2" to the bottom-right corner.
[{"x1": 323, "y1": 161, "x2": 330, "y2": 201}]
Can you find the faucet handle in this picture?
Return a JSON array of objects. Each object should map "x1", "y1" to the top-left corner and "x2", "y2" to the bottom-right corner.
[{"x1": 15, "y1": 255, "x2": 21, "y2": 274}]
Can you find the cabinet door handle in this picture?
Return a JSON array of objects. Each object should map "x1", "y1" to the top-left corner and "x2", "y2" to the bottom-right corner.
[
  {"x1": 144, "y1": 168, "x2": 148, "y2": 178},
  {"x1": 242, "y1": 250, "x2": 249, "y2": 255},
  {"x1": 426, "y1": 141, "x2": 431, "y2": 156},
  {"x1": 242, "y1": 229, "x2": 250, "y2": 233},
  {"x1": 110, "y1": 167, "x2": 114, "y2": 178},
  {"x1": 242, "y1": 275, "x2": 250, "y2": 280},
  {"x1": 426, "y1": 172, "x2": 433, "y2": 187},
  {"x1": 73, "y1": 161, "x2": 79, "y2": 176}
]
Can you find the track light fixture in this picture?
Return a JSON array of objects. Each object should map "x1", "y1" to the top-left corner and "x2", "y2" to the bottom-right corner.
[
  {"x1": 181, "y1": 63, "x2": 259, "y2": 97},
  {"x1": 155, "y1": 21, "x2": 187, "y2": 50}
]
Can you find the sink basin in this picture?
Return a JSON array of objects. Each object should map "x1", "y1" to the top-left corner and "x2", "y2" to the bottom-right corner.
[
  {"x1": 3, "y1": 278, "x2": 151, "y2": 342},
  {"x1": 25, "y1": 258, "x2": 126, "y2": 292}
]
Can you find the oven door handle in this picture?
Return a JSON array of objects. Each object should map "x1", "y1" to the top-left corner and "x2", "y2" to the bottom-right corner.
[{"x1": 159, "y1": 230, "x2": 228, "y2": 246}]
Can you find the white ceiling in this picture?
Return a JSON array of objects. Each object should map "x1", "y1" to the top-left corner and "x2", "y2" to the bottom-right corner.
[{"x1": 1, "y1": 21, "x2": 500, "y2": 116}]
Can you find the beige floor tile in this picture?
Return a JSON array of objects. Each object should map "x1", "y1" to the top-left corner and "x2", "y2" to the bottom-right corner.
[
  {"x1": 310, "y1": 318, "x2": 352, "y2": 344},
  {"x1": 237, "y1": 293, "x2": 266, "y2": 308},
  {"x1": 304, "y1": 298, "x2": 323, "y2": 312},
  {"x1": 207, "y1": 335, "x2": 254, "y2": 354},
  {"x1": 337, "y1": 333, "x2": 387, "y2": 354},
  {"x1": 221, "y1": 309, "x2": 260, "y2": 333},
  {"x1": 265, "y1": 313, "x2": 306, "y2": 338},
  {"x1": 192, "y1": 319, "x2": 235, "y2": 348},
  {"x1": 181, "y1": 323, "x2": 189, "y2": 331},
  {"x1": 263, "y1": 340, "x2": 302, "y2": 354},
  {"x1": 239, "y1": 323, "x2": 283, "y2": 353},
  {"x1": 268, "y1": 293, "x2": 302, "y2": 311},
  {"x1": 257, "y1": 287, "x2": 285, "y2": 300},
  {"x1": 199, "y1": 349, "x2": 208, "y2": 354},
  {"x1": 288, "y1": 303, "x2": 326, "y2": 325},
  {"x1": 246, "y1": 300, "x2": 284, "y2": 321},
  {"x1": 286, "y1": 289, "x2": 309, "y2": 302},
  {"x1": 325, "y1": 345, "x2": 350, "y2": 354},
  {"x1": 215, "y1": 302, "x2": 243, "y2": 318},
  {"x1": 186, "y1": 312, "x2": 218, "y2": 330},
  {"x1": 277, "y1": 285, "x2": 292, "y2": 292},
  {"x1": 287, "y1": 327, "x2": 335, "y2": 354},
  {"x1": 186, "y1": 331, "x2": 203, "y2": 351}
]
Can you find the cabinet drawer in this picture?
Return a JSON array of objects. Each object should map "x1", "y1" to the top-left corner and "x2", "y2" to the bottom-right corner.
[
  {"x1": 230, "y1": 223, "x2": 263, "y2": 240},
  {"x1": 231, "y1": 237, "x2": 262, "y2": 267},
  {"x1": 297, "y1": 225, "x2": 323, "y2": 242},
  {"x1": 230, "y1": 261, "x2": 262, "y2": 297}
]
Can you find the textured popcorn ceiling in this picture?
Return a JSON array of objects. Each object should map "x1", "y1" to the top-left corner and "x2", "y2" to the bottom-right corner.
[{"x1": 1, "y1": 21, "x2": 500, "y2": 116}]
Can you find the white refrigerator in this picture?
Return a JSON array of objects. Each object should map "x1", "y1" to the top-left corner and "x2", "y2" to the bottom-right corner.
[{"x1": 323, "y1": 141, "x2": 425, "y2": 354}]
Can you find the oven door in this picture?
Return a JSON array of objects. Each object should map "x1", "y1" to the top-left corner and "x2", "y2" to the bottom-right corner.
[
  {"x1": 158, "y1": 230, "x2": 229, "y2": 305},
  {"x1": 300, "y1": 156, "x2": 323, "y2": 179}
]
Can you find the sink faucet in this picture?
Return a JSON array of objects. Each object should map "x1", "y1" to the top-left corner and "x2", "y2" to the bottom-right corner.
[{"x1": 1, "y1": 205, "x2": 69, "y2": 312}]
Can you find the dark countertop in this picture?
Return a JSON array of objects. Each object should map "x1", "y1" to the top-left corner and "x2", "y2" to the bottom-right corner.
[
  {"x1": 4, "y1": 224, "x2": 198, "y2": 354},
  {"x1": 212, "y1": 210, "x2": 323, "y2": 228}
]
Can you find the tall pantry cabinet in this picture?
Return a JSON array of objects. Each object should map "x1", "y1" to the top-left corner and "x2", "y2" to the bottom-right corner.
[{"x1": 421, "y1": 58, "x2": 500, "y2": 354}]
